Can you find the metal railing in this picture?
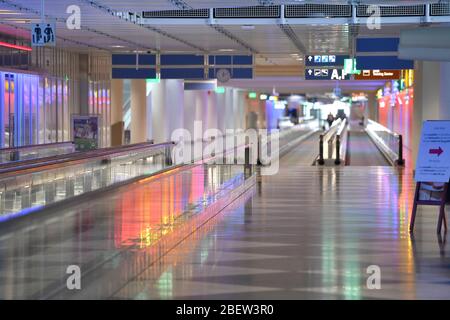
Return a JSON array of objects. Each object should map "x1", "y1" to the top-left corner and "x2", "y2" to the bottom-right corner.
[
  {"x1": 365, "y1": 120, "x2": 405, "y2": 166},
  {"x1": 0, "y1": 142, "x2": 75, "y2": 163}
]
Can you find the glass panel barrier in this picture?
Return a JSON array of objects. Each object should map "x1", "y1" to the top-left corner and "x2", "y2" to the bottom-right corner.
[
  {"x1": 365, "y1": 119, "x2": 404, "y2": 165},
  {"x1": 0, "y1": 142, "x2": 75, "y2": 163},
  {"x1": 0, "y1": 143, "x2": 174, "y2": 219}
]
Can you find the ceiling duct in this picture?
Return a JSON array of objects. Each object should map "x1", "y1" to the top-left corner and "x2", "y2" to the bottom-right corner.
[
  {"x1": 142, "y1": 9, "x2": 209, "y2": 19},
  {"x1": 430, "y1": 2, "x2": 450, "y2": 16},
  {"x1": 356, "y1": 4, "x2": 425, "y2": 17},
  {"x1": 214, "y1": 6, "x2": 281, "y2": 18},
  {"x1": 285, "y1": 4, "x2": 352, "y2": 18}
]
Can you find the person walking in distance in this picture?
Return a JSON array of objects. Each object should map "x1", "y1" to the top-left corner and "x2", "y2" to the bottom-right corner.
[{"x1": 326, "y1": 112, "x2": 335, "y2": 129}]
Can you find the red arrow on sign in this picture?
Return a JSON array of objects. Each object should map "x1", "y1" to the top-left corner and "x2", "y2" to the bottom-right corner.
[{"x1": 429, "y1": 147, "x2": 443, "y2": 156}]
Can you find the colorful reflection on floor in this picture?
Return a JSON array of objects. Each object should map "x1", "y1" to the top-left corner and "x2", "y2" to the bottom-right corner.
[{"x1": 0, "y1": 164, "x2": 254, "y2": 299}]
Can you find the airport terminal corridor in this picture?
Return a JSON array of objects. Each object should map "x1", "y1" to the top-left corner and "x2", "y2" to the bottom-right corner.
[
  {"x1": 0, "y1": 0, "x2": 450, "y2": 305},
  {"x1": 0, "y1": 140, "x2": 448, "y2": 300}
]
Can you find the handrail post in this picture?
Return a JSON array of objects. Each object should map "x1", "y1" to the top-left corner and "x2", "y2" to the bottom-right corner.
[
  {"x1": 318, "y1": 135, "x2": 324, "y2": 165},
  {"x1": 335, "y1": 135, "x2": 341, "y2": 165},
  {"x1": 397, "y1": 134, "x2": 405, "y2": 166}
]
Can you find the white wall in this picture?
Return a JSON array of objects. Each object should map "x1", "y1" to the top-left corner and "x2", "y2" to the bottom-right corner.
[
  {"x1": 412, "y1": 60, "x2": 450, "y2": 167},
  {"x1": 128, "y1": 80, "x2": 247, "y2": 144},
  {"x1": 150, "y1": 79, "x2": 184, "y2": 143}
]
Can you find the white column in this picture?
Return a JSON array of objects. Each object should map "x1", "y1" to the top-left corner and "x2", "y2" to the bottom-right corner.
[
  {"x1": 216, "y1": 89, "x2": 227, "y2": 133},
  {"x1": 412, "y1": 61, "x2": 450, "y2": 167},
  {"x1": 110, "y1": 79, "x2": 123, "y2": 146},
  {"x1": 439, "y1": 62, "x2": 450, "y2": 120},
  {"x1": 207, "y1": 91, "x2": 218, "y2": 130},
  {"x1": 151, "y1": 79, "x2": 184, "y2": 143}
]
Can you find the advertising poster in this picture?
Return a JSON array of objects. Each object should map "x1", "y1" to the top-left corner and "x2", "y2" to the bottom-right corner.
[{"x1": 72, "y1": 115, "x2": 99, "y2": 151}]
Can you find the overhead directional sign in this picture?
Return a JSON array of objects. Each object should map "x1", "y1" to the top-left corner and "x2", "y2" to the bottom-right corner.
[
  {"x1": 356, "y1": 38, "x2": 400, "y2": 53},
  {"x1": 355, "y1": 69, "x2": 401, "y2": 80},
  {"x1": 305, "y1": 68, "x2": 351, "y2": 80},
  {"x1": 112, "y1": 54, "x2": 156, "y2": 79},
  {"x1": 31, "y1": 23, "x2": 55, "y2": 46},
  {"x1": 355, "y1": 56, "x2": 414, "y2": 70},
  {"x1": 415, "y1": 120, "x2": 450, "y2": 183},
  {"x1": 305, "y1": 55, "x2": 349, "y2": 67}
]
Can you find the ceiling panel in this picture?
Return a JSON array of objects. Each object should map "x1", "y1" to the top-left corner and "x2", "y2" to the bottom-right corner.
[
  {"x1": 221, "y1": 25, "x2": 298, "y2": 54},
  {"x1": 97, "y1": 1, "x2": 438, "y2": 12},
  {"x1": 227, "y1": 77, "x2": 386, "y2": 94}
]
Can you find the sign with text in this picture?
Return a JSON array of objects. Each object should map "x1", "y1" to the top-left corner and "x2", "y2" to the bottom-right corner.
[
  {"x1": 31, "y1": 23, "x2": 55, "y2": 46},
  {"x1": 355, "y1": 69, "x2": 401, "y2": 80},
  {"x1": 415, "y1": 120, "x2": 450, "y2": 183},
  {"x1": 305, "y1": 55, "x2": 348, "y2": 67},
  {"x1": 305, "y1": 68, "x2": 351, "y2": 80}
]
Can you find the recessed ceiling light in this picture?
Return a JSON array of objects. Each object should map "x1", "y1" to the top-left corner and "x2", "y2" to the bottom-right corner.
[
  {"x1": 218, "y1": 49, "x2": 235, "y2": 52},
  {"x1": 111, "y1": 45, "x2": 124, "y2": 48},
  {"x1": 241, "y1": 25, "x2": 255, "y2": 30}
]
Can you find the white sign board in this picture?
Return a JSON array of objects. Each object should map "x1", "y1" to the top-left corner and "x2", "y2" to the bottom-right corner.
[
  {"x1": 415, "y1": 120, "x2": 450, "y2": 182},
  {"x1": 31, "y1": 23, "x2": 56, "y2": 47}
]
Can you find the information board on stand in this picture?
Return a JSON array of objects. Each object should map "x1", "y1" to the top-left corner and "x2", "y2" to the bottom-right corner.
[{"x1": 410, "y1": 120, "x2": 450, "y2": 234}]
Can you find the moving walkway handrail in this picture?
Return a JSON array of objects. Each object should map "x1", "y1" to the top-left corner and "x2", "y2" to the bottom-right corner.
[
  {"x1": 0, "y1": 141, "x2": 75, "y2": 163},
  {"x1": 0, "y1": 141, "x2": 154, "y2": 172},
  {"x1": 0, "y1": 142, "x2": 174, "y2": 179},
  {"x1": 334, "y1": 119, "x2": 348, "y2": 165},
  {"x1": 318, "y1": 119, "x2": 343, "y2": 165},
  {"x1": 365, "y1": 119, "x2": 405, "y2": 166},
  {"x1": 0, "y1": 141, "x2": 74, "y2": 152}
]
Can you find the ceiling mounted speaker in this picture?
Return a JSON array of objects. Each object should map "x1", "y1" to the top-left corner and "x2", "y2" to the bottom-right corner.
[{"x1": 398, "y1": 27, "x2": 450, "y2": 61}]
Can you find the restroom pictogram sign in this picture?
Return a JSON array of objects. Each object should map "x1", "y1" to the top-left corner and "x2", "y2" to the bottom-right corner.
[{"x1": 31, "y1": 23, "x2": 56, "y2": 47}]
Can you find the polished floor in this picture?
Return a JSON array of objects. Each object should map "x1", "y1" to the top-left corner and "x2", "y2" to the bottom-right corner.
[{"x1": 0, "y1": 139, "x2": 449, "y2": 299}]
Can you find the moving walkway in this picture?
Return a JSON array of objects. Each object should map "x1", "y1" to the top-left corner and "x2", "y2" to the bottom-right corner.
[{"x1": 316, "y1": 119, "x2": 404, "y2": 167}]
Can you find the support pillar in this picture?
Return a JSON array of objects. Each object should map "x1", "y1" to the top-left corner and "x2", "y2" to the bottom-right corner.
[
  {"x1": 367, "y1": 92, "x2": 378, "y2": 121},
  {"x1": 412, "y1": 61, "x2": 450, "y2": 168},
  {"x1": 130, "y1": 79, "x2": 147, "y2": 144},
  {"x1": 152, "y1": 80, "x2": 184, "y2": 144},
  {"x1": 110, "y1": 79, "x2": 124, "y2": 146}
]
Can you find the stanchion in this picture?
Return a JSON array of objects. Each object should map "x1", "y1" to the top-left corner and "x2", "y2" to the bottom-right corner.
[
  {"x1": 396, "y1": 135, "x2": 405, "y2": 166},
  {"x1": 318, "y1": 135, "x2": 324, "y2": 165}
]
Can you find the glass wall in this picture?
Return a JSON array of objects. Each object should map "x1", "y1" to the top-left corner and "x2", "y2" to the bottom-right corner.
[
  {"x1": 88, "y1": 80, "x2": 111, "y2": 148},
  {"x1": 1, "y1": 70, "x2": 70, "y2": 147}
]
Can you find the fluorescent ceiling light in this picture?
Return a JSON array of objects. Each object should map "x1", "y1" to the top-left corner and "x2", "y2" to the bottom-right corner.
[
  {"x1": 241, "y1": 25, "x2": 255, "y2": 30},
  {"x1": 0, "y1": 41, "x2": 32, "y2": 52},
  {"x1": 218, "y1": 49, "x2": 235, "y2": 52}
]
